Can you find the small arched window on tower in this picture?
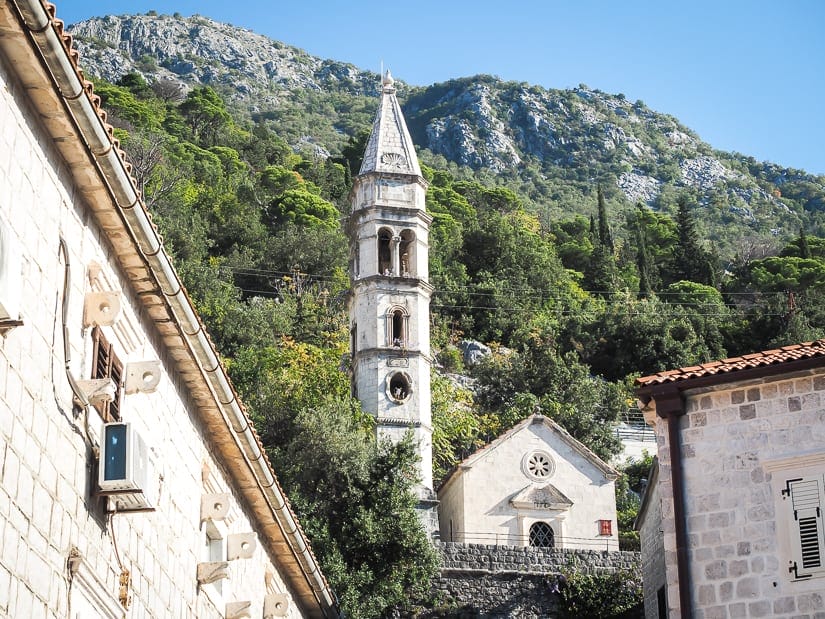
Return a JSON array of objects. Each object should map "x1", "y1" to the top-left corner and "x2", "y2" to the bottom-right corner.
[
  {"x1": 386, "y1": 306, "x2": 408, "y2": 347},
  {"x1": 378, "y1": 228, "x2": 392, "y2": 276},
  {"x1": 388, "y1": 372, "x2": 412, "y2": 403},
  {"x1": 352, "y1": 240, "x2": 360, "y2": 278},
  {"x1": 529, "y1": 521, "x2": 555, "y2": 548},
  {"x1": 350, "y1": 323, "x2": 357, "y2": 355},
  {"x1": 399, "y1": 230, "x2": 415, "y2": 277}
]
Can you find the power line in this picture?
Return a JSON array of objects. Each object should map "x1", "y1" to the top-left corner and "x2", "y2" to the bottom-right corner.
[{"x1": 207, "y1": 263, "x2": 800, "y2": 300}]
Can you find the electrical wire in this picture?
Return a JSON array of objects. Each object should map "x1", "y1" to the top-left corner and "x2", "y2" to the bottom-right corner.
[
  {"x1": 190, "y1": 262, "x2": 802, "y2": 301},
  {"x1": 57, "y1": 237, "x2": 98, "y2": 456}
]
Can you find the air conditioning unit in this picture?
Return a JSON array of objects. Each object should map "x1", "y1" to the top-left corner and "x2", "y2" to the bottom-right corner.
[
  {"x1": 0, "y1": 219, "x2": 21, "y2": 321},
  {"x1": 98, "y1": 422, "x2": 157, "y2": 511}
]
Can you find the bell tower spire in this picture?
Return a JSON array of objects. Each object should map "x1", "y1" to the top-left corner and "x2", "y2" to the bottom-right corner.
[{"x1": 348, "y1": 70, "x2": 437, "y2": 533}]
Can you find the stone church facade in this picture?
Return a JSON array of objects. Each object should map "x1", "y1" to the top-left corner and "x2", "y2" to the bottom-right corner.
[
  {"x1": 438, "y1": 414, "x2": 619, "y2": 552},
  {"x1": 0, "y1": 1, "x2": 337, "y2": 617}
]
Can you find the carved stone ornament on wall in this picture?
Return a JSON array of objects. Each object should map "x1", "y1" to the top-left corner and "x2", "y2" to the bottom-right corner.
[
  {"x1": 521, "y1": 450, "x2": 556, "y2": 482},
  {"x1": 381, "y1": 152, "x2": 408, "y2": 168}
]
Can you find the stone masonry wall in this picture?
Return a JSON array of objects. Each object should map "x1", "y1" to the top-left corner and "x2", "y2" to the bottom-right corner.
[
  {"x1": 655, "y1": 369, "x2": 825, "y2": 618},
  {"x1": 428, "y1": 543, "x2": 640, "y2": 618},
  {"x1": 638, "y1": 465, "x2": 665, "y2": 619},
  {"x1": 0, "y1": 43, "x2": 302, "y2": 618}
]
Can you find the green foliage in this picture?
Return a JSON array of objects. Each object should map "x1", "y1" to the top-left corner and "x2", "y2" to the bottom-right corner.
[
  {"x1": 473, "y1": 340, "x2": 626, "y2": 461},
  {"x1": 98, "y1": 70, "x2": 825, "y2": 612},
  {"x1": 615, "y1": 452, "x2": 654, "y2": 551},
  {"x1": 179, "y1": 86, "x2": 233, "y2": 145},
  {"x1": 230, "y1": 342, "x2": 438, "y2": 618},
  {"x1": 431, "y1": 371, "x2": 499, "y2": 483},
  {"x1": 597, "y1": 185, "x2": 614, "y2": 252},
  {"x1": 550, "y1": 215, "x2": 593, "y2": 274},
  {"x1": 559, "y1": 568, "x2": 643, "y2": 618},
  {"x1": 268, "y1": 188, "x2": 341, "y2": 230},
  {"x1": 92, "y1": 79, "x2": 165, "y2": 130},
  {"x1": 749, "y1": 256, "x2": 825, "y2": 290},
  {"x1": 666, "y1": 197, "x2": 715, "y2": 286},
  {"x1": 576, "y1": 295, "x2": 716, "y2": 381}
]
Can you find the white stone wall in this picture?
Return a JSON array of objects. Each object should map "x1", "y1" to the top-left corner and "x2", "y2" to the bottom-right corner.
[
  {"x1": 655, "y1": 369, "x2": 825, "y2": 618},
  {"x1": 438, "y1": 422, "x2": 618, "y2": 550},
  {"x1": 349, "y1": 173, "x2": 434, "y2": 493},
  {"x1": 438, "y1": 475, "x2": 466, "y2": 542},
  {"x1": 638, "y1": 465, "x2": 666, "y2": 619},
  {"x1": 0, "y1": 53, "x2": 303, "y2": 618}
]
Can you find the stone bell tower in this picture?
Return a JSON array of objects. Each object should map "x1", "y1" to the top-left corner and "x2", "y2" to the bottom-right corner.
[{"x1": 348, "y1": 70, "x2": 437, "y2": 531}]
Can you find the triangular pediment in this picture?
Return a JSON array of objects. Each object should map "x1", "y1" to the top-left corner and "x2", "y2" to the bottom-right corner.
[
  {"x1": 510, "y1": 483, "x2": 573, "y2": 511},
  {"x1": 439, "y1": 414, "x2": 618, "y2": 493}
]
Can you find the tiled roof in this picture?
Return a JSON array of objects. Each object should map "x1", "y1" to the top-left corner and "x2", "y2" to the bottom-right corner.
[
  {"x1": 42, "y1": 3, "x2": 137, "y2": 184},
  {"x1": 636, "y1": 339, "x2": 825, "y2": 387}
]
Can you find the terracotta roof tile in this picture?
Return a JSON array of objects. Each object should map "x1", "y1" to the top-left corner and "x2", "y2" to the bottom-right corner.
[{"x1": 636, "y1": 339, "x2": 825, "y2": 387}]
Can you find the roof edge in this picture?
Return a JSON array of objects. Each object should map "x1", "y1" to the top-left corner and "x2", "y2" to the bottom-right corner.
[
  {"x1": 6, "y1": 1, "x2": 338, "y2": 614},
  {"x1": 438, "y1": 414, "x2": 618, "y2": 490}
]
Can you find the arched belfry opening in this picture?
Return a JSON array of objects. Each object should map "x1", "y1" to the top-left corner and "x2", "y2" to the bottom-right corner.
[
  {"x1": 378, "y1": 228, "x2": 392, "y2": 275},
  {"x1": 387, "y1": 306, "x2": 408, "y2": 347},
  {"x1": 399, "y1": 230, "x2": 415, "y2": 277}
]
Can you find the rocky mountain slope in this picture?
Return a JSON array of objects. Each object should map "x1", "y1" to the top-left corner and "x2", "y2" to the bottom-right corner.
[{"x1": 68, "y1": 12, "x2": 825, "y2": 250}]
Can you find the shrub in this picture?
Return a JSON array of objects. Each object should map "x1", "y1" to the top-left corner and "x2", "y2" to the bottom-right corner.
[{"x1": 559, "y1": 569, "x2": 643, "y2": 618}]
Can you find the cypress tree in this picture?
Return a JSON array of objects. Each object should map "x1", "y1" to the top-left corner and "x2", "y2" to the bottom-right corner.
[
  {"x1": 636, "y1": 223, "x2": 653, "y2": 298},
  {"x1": 799, "y1": 227, "x2": 812, "y2": 259},
  {"x1": 672, "y1": 197, "x2": 713, "y2": 285},
  {"x1": 597, "y1": 185, "x2": 614, "y2": 253}
]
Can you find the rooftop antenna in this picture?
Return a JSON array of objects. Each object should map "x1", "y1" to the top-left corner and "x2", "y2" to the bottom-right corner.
[{"x1": 380, "y1": 60, "x2": 384, "y2": 92}]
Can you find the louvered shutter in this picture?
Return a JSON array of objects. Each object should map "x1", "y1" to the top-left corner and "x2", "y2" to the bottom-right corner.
[
  {"x1": 91, "y1": 327, "x2": 123, "y2": 422},
  {"x1": 785, "y1": 476, "x2": 825, "y2": 580}
]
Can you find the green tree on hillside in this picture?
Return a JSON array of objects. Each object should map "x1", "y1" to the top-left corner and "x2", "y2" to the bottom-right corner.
[
  {"x1": 668, "y1": 197, "x2": 715, "y2": 286},
  {"x1": 179, "y1": 86, "x2": 232, "y2": 145},
  {"x1": 597, "y1": 185, "x2": 614, "y2": 252},
  {"x1": 230, "y1": 342, "x2": 438, "y2": 618},
  {"x1": 585, "y1": 190, "x2": 620, "y2": 296}
]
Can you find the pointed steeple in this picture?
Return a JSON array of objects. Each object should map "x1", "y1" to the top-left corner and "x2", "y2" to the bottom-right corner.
[{"x1": 359, "y1": 70, "x2": 422, "y2": 177}]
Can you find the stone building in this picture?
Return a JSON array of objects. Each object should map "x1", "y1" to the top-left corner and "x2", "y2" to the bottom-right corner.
[
  {"x1": 0, "y1": 1, "x2": 337, "y2": 617},
  {"x1": 438, "y1": 414, "x2": 620, "y2": 551},
  {"x1": 635, "y1": 340, "x2": 825, "y2": 618},
  {"x1": 348, "y1": 70, "x2": 437, "y2": 529},
  {"x1": 635, "y1": 457, "x2": 666, "y2": 619}
]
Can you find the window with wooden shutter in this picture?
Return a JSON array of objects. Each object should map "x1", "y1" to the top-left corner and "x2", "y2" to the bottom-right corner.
[
  {"x1": 784, "y1": 476, "x2": 825, "y2": 580},
  {"x1": 91, "y1": 327, "x2": 123, "y2": 422}
]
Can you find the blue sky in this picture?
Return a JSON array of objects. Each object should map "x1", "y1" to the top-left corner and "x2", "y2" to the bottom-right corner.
[{"x1": 56, "y1": 0, "x2": 825, "y2": 175}]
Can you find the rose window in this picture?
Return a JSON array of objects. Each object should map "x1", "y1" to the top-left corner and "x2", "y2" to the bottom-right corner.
[{"x1": 522, "y1": 450, "x2": 555, "y2": 481}]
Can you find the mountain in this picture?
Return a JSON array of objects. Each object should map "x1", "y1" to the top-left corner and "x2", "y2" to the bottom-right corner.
[{"x1": 68, "y1": 12, "x2": 825, "y2": 252}]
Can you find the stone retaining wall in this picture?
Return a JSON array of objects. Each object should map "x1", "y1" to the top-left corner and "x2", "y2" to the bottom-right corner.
[{"x1": 424, "y1": 543, "x2": 641, "y2": 618}]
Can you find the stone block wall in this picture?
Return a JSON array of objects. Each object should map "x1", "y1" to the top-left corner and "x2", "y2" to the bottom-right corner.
[
  {"x1": 637, "y1": 464, "x2": 665, "y2": 619},
  {"x1": 0, "y1": 47, "x2": 302, "y2": 618},
  {"x1": 427, "y1": 543, "x2": 640, "y2": 618},
  {"x1": 654, "y1": 369, "x2": 825, "y2": 618}
]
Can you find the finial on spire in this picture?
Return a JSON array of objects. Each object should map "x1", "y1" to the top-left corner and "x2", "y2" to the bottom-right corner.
[{"x1": 381, "y1": 69, "x2": 396, "y2": 93}]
